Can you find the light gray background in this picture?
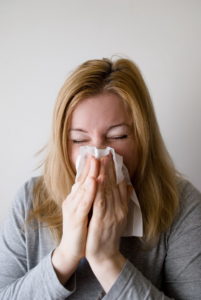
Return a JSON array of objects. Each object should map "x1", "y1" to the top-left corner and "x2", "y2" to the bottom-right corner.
[{"x1": 0, "y1": 0, "x2": 201, "y2": 224}]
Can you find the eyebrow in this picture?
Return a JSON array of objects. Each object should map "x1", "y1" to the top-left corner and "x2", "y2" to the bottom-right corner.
[{"x1": 69, "y1": 123, "x2": 131, "y2": 133}]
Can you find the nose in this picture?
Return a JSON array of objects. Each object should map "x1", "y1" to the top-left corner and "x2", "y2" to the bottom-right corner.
[{"x1": 90, "y1": 135, "x2": 107, "y2": 149}]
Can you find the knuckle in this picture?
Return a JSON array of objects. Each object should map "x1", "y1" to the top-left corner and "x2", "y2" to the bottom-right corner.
[
  {"x1": 117, "y1": 211, "x2": 126, "y2": 224},
  {"x1": 85, "y1": 176, "x2": 95, "y2": 188},
  {"x1": 71, "y1": 182, "x2": 80, "y2": 191},
  {"x1": 96, "y1": 199, "x2": 105, "y2": 208}
]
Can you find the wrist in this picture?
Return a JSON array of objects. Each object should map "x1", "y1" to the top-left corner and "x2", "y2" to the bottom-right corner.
[
  {"x1": 51, "y1": 247, "x2": 80, "y2": 285},
  {"x1": 88, "y1": 252, "x2": 126, "y2": 292}
]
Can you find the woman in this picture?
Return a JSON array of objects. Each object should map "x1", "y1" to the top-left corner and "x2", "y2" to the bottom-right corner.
[{"x1": 0, "y1": 58, "x2": 201, "y2": 299}]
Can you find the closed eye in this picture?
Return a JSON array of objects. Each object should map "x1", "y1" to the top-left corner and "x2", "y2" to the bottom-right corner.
[
  {"x1": 108, "y1": 135, "x2": 128, "y2": 140},
  {"x1": 71, "y1": 140, "x2": 88, "y2": 144},
  {"x1": 70, "y1": 135, "x2": 128, "y2": 144}
]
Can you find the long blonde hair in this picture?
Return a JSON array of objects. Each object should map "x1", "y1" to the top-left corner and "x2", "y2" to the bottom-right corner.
[{"x1": 30, "y1": 57, "x2": 180, "y2": 243}]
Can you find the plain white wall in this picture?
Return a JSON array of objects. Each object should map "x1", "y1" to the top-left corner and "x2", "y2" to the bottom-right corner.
[{"x1": 0, "y1": 0, "x2": 201, "y2": 224}]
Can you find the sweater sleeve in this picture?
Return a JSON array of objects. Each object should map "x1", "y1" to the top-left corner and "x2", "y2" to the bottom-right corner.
[
  {"x1": 104, "y1": 260, "x2": 173, "y2": 300},
  {"x1": 103, "y1": 181, "x2": 201, "y2": 300},
  {"x1": 0, "y1": 180, "x2": 76, "y2": 300},
  {"x1": 163, "y1": 181, "x2": 201, "y2": 299}
]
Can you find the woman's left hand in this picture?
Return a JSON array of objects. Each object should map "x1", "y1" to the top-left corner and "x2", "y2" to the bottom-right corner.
[{"x1": 86, "y1": 154, "x2": 130, "y2": 292}]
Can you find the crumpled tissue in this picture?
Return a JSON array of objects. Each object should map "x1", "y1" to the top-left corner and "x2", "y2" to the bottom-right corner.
[{"x1": 75, "y1": 146, "x2": 143, "y2": 237}]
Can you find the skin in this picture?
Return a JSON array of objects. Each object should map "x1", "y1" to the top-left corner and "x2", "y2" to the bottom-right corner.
[
  {"x1": 52, "y1": 93, "x2": 138, "y2": 292},
  {"x1": 67, "y1": 93, "x2": 138, "y2": 178}
]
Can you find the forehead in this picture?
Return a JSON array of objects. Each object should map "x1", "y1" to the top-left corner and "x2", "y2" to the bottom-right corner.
[{"x1": 70, "y1": 93, "x2": 131, "y2": 127}]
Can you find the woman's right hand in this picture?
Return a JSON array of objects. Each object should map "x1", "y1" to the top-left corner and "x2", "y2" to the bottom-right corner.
[{"x1": 52, "y1": 156, "x2": 99, "y2": 285}]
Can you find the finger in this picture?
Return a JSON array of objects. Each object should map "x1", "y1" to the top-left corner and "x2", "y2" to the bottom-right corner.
[
  {"x1": 110, "y1": 180, "x2": 123, "y2": 218},
  {"x1": 118, "y1": 181, "x2": 130, "y2": 212},
  {"x1": 87, "y1": 156, "x2": 100, "y2": 181},
  {"x1": 76, "y1": 155, "x2": 91, "y2": 183},
  {"x1": 71, "y1": 158, "x2": 99, "y2": 216},
  {"x1": 78, "y1": 157, "x2": 99, "y2": 211},
  {"x1": 97, "y1": 156, "x2": 118, "y2": 217},
  {"x1": 92, "y1": 180, "x2": 106, "y2": 219},
  {"x1": 79, "y1": 157, "x2": 99, "y2": 211},
  {"x1": 107, "y1": 154, "x2": 116, "y2": 186},
  {"x1": 77, "y1": 176, "x2": 97, "y2": 219},
  {"x1": 104, "y1": 155, "x2": 118, "y2": 210},
  {"x1": 97, "y1": 156, "x2": 107, "y2": 184},
  {"x1": 96, "y1": 156, "x2": 119, "y2": 219}
]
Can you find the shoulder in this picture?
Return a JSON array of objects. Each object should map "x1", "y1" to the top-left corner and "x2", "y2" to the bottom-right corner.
[
  {"x1": 168, "y1": 178, "x2": 201, "y2": 238},
  {"x1": 178, "y1": 179, "x2": 201, "y2": 216},
  {"x1": 11, "y1": 176, "x2": 41, "y2": 220},
  {"x1": 179, "y1": 179, "x2": 201, "y2": 202},
  {"x1": 1, "y1": 177, "x2": 42, "y2": 242},
  {"x1": 163, "y1": 180, "x2": 201, "y2": 297}
]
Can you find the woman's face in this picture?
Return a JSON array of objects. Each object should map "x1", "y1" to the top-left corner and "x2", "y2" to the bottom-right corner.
[{"x1": 68, "y1": 93, "x2": 138, "y2": 180}]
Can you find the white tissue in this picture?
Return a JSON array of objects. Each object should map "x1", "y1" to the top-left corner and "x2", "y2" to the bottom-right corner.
[{"x1": 75, "y1": 146, "x2": 143, "y2": 237}]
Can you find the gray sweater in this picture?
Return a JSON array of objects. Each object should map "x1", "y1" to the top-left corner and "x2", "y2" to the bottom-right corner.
[{"x1": 0, "y1": 177, "x2": 201, "y2": 300}]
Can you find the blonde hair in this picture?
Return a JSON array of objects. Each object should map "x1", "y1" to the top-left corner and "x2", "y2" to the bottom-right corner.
[{"x1": 30, "y1": 57, "x2": 180, "y2": 243}]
